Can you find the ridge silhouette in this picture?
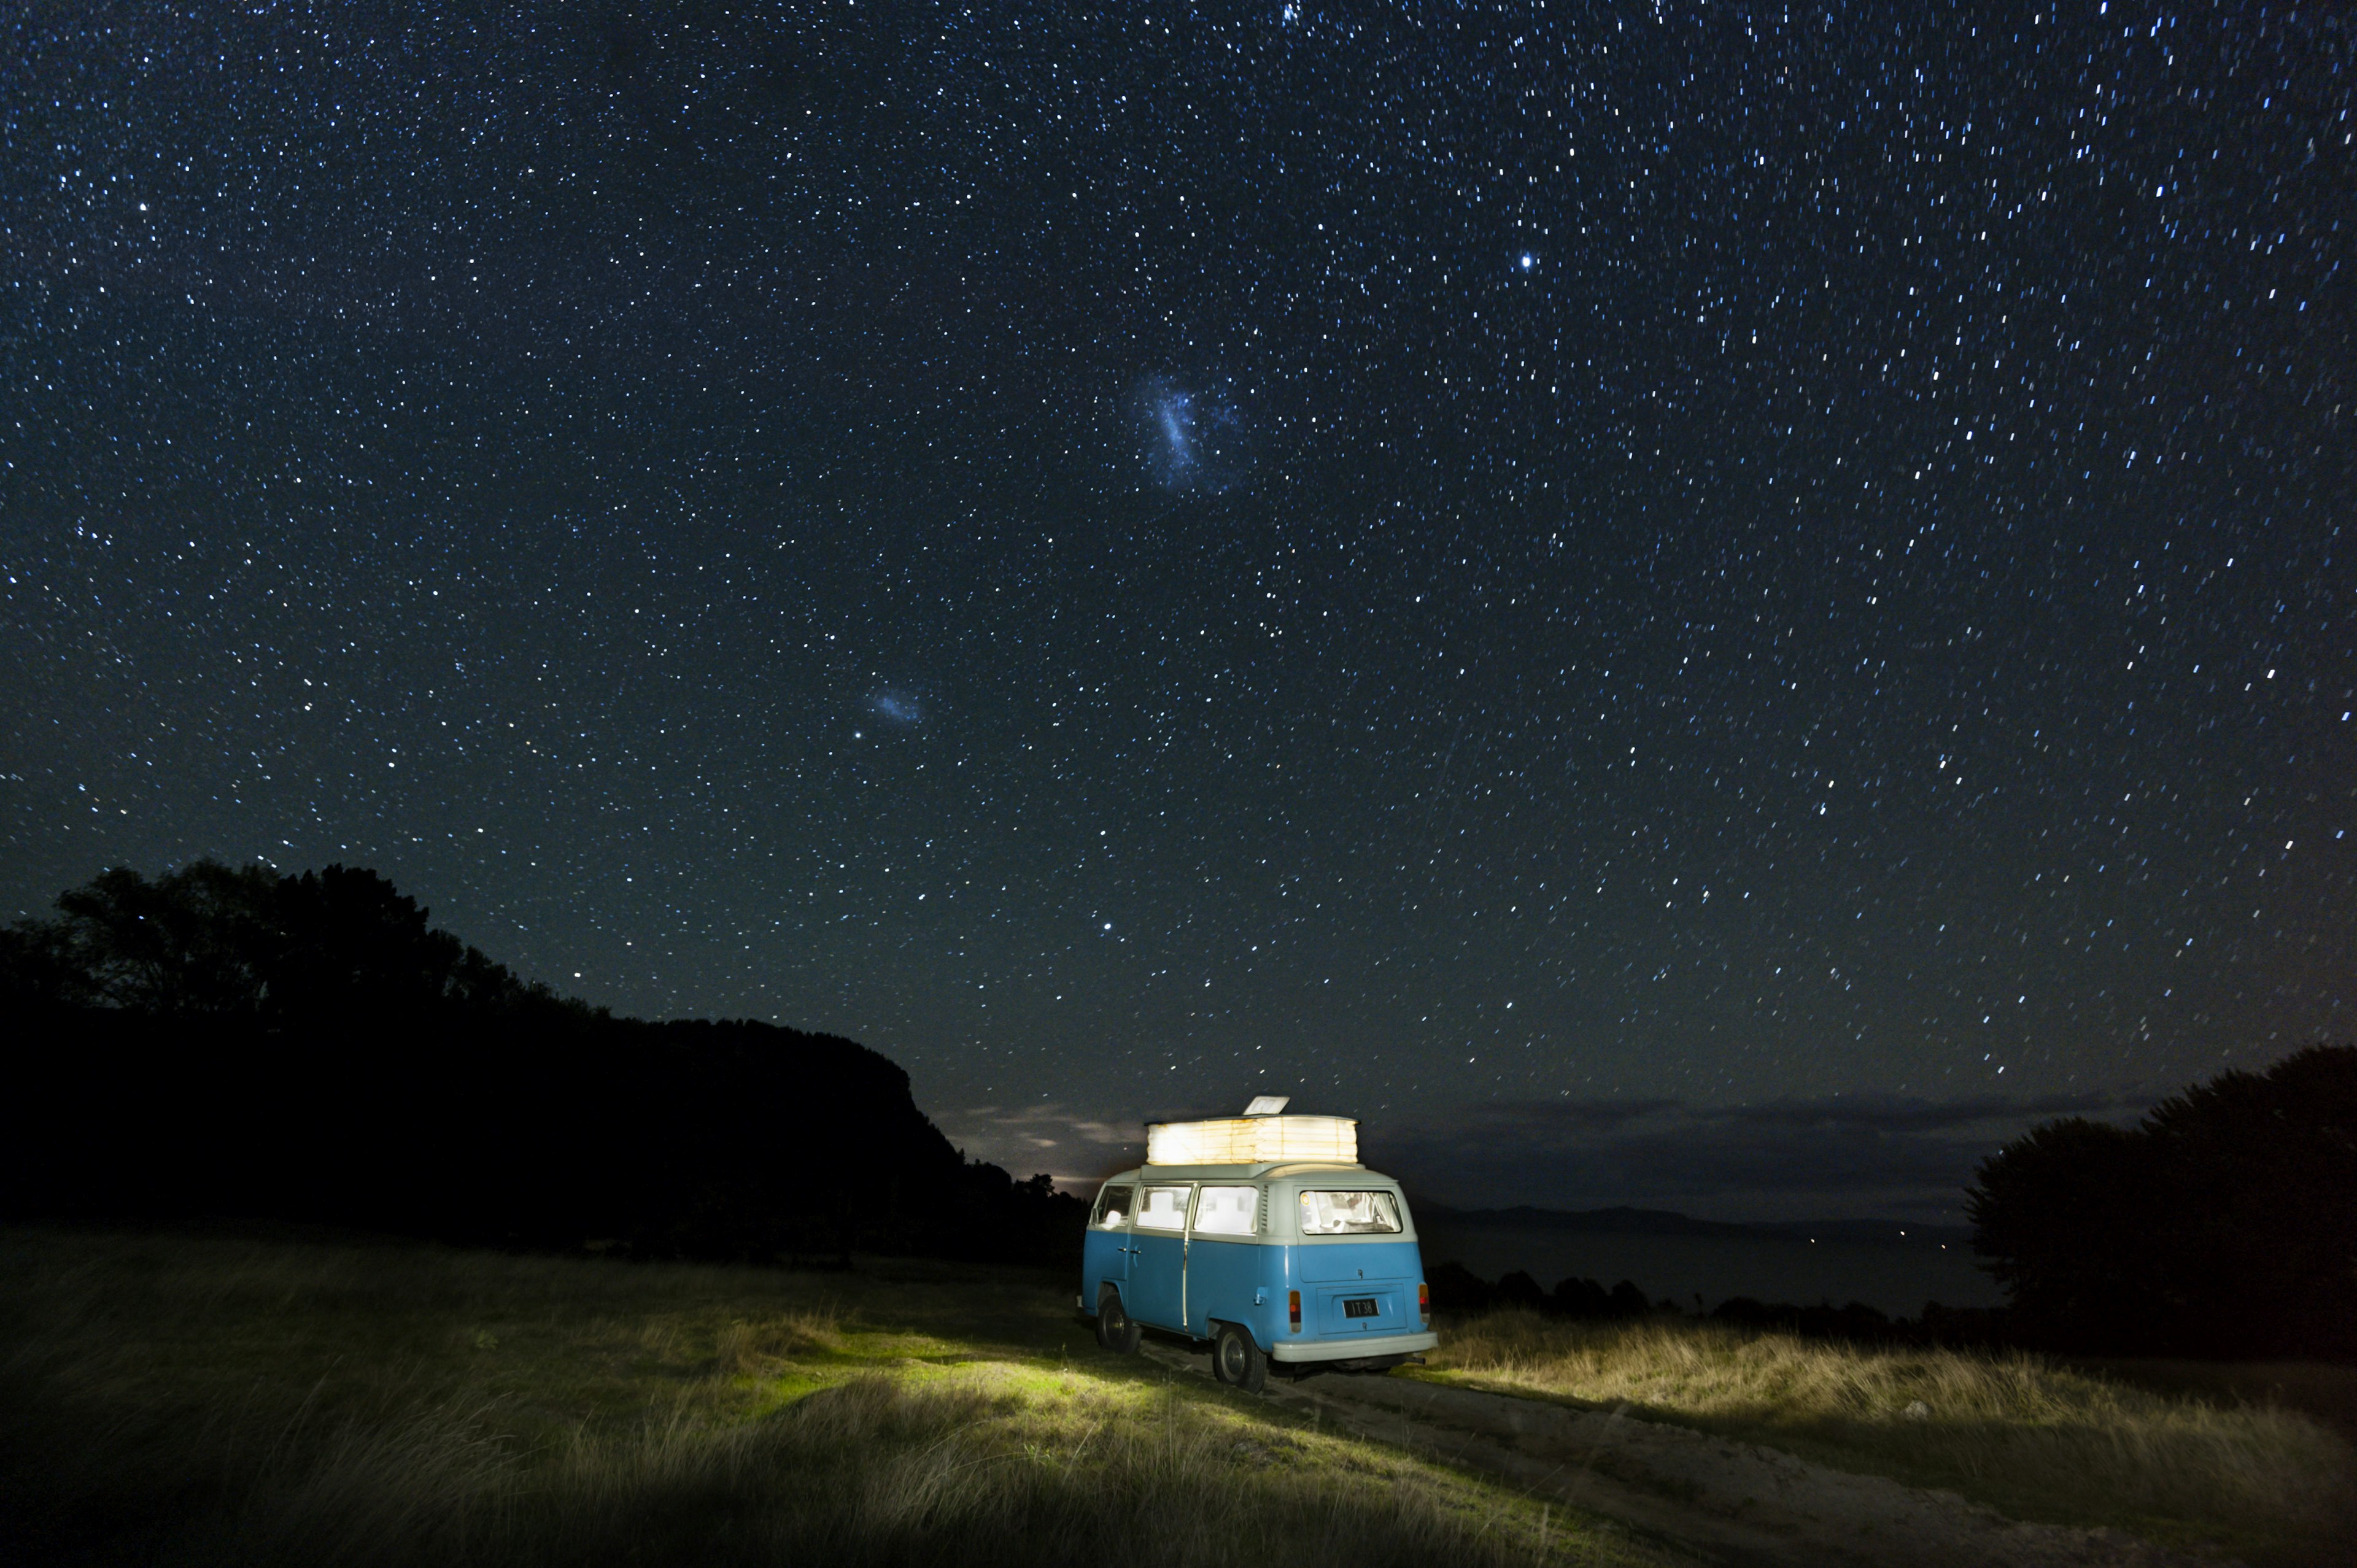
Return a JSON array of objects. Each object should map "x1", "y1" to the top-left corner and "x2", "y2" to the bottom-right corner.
[{"x1": 1, "y1": 860, "x2": 1082, "y2": 1265}]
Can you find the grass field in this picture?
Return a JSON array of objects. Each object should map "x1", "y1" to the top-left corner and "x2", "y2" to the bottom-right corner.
[
  {"x1": 0, "y1": 1227, "x2": 1673, "y2": 1567},
  {"x1": 1420, "y1": 1308, "x2": 2357, "y2": 1566}
]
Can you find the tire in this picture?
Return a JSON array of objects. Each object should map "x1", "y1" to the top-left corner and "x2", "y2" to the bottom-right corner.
[
  {"x1": 1211, "y1": 1321, "x2": 1268, "y2": 1393},
  {"x1": 1097, "y1": 1288, "x2": 1141, "y2": 1354}
]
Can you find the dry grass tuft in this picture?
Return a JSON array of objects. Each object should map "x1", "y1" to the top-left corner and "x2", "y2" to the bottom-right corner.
[
  {"x1": 713, "y1": 1310, "x2": 841, "y2": 1375},
  {"x1": 1428, "y1": 1308, "x2": 2357, "y2": 1563},
  {"x1": 196, "y1": 1371, "x2": 1635, "y2": 1567},
  {"x1": 0, "y1": 1230, "x2": 1666, "y2": 1568}
]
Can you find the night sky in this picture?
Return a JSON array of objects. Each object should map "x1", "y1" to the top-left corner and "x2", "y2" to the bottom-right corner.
[{"x1": 6, "y1": 3, "x2": 2350, "y2": 1220}]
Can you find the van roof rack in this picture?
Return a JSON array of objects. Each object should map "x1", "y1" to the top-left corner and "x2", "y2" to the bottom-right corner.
[{"x1": 1116, "y1": 1159, "x2": 1368, "y2": 1180}]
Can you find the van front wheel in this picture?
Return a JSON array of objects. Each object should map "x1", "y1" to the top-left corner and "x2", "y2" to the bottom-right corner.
[
  {"x1": 1211, "y1": 1322, "x2": 1268, "y2": 1393},
  {"x1": 1097, "y1": 1288, "x2": 1141, "y2": 1354}
]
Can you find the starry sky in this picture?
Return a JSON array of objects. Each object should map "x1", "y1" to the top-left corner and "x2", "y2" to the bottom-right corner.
[{"x1": 6, "y1": 2, "x2": 2350, "y2": 1221}]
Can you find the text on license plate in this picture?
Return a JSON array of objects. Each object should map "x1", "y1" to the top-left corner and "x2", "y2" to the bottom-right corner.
[{"x1": 1342, "y1": 1297, "x2": 1379, "y2": 1319}]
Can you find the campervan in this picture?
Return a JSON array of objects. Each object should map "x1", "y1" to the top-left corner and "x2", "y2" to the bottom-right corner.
[{"x1": 1078, "y1": 1099, "x2": 1436, "y2": 1392}]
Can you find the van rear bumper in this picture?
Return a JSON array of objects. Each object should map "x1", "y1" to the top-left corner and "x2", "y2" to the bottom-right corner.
[{"x1": 1270, "y1": 1329, "x2": 1439, "y2": 1364}]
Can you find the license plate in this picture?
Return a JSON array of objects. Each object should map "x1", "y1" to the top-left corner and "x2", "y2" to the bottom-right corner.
[{"x1": 1342, "y1": 1297, "x2": 1379, "y2": 1319}]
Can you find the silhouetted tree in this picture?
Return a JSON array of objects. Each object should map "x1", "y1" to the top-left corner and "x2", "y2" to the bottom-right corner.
[
  {"x1": 1967, "y1": 1116, "x2": 2161, "y2": 1352},
  {"x1": 1969, "y1": 1045, "x2": 2357, "y2": 1360},
  {"x1": 0, "y1": 860, "x2": 562, "y2": 1026},
  {"x1": 2143, "y1": 1046, "x2": 2357, "y2": 1358},
  {"x1": 44, "y1": 861, "x2": 279, "y2": 1014}
]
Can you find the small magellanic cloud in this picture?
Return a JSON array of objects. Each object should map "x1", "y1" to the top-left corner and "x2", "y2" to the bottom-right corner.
[{"x1": 866, "y1": 688, "x2": 924, "y2": 728}]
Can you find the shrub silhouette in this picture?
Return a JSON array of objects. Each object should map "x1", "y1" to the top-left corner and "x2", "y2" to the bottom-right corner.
[
  {"x1": 1493, "y1": 1269, "x2": 1547, "y2": 1311},
  {"x1": 1423, "y1": 1259, "x2": 1495, "y2": 1314},
  {"x1": 1968, "y1": 1045, "x2": 2357, "y2": 1360},
  {"x1": 1550, "y1": 1275, "x2": 1614, "y2": 1318}
]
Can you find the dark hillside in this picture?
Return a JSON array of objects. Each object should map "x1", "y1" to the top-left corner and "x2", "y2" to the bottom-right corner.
[{"x1": 1, "y1": 862, "x2": 1080, "y2": 1264}]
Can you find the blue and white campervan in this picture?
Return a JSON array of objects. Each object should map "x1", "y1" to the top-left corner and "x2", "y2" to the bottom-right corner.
[{"x1": 1079, "y1": 1099, "x2": 1438, "y2": 1392}]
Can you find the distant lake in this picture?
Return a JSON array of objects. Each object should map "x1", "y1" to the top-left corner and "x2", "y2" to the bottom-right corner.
[{"x1": 1414, "y1": 1218, "x2": 2003, "y2": 1315}]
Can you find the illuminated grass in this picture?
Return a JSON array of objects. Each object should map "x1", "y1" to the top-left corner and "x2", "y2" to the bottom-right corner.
[
  {"x1": 0, "y1": 1230, "x2": 1674, "y2": 1567},
  {"x1": 1420, "y1": 1308, "x2": 2357, "y2": 1566}
]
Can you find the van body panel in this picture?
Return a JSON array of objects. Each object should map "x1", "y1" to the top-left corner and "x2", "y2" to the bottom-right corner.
[
  {"x1": 1293, "y1": 1239, "x2": 1420, "y2": 1283},
  {"x1": 1180, "y1": 1232, "x2": 1266, "y2": 1338},
  {"x1": 1081, "y1": 1224, "x2": 1131, "y2": 1311},
  {"x1": 1129, "y1": 1229, "x2": 1187, "y2": 1328}
]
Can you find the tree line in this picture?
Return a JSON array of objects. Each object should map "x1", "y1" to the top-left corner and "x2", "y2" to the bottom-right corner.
[
  {"x1": 1428, "y1": 1045, "x2": 2355, "y2": 1364},
  {"x1": 1423, "y1": 1261, "x2": 2008, "y2": 1347},
  {"x1": 1968, "y1": 1043, "x2": 2356, "y2": 1361},
  {"x1": 1, "y1": 860, "x2": 1083, "y2": 1265}
]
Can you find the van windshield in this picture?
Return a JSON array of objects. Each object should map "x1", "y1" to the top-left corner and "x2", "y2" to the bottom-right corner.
[{"x1": 1299, "y1": 1190, "x2": 1403, "y2": 1235}]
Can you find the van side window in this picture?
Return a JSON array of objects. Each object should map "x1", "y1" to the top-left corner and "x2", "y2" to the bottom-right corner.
[
  {"x1": 1093, "y1": 1184, "x2": 1134, "y2": 1229},
  {"x1": 1298, "y1": 1190, "x2": 1403, "y2": 1235},
  {"x1": 1193, "y1": 1184, "x2": 1258, "y2": 1235},
  {"x1": 1135, "y1": 1185, "x2": 1191, "y2": 1231}
]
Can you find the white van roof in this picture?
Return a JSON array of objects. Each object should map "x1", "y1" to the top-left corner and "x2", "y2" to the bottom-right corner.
[{"x1": 1144, "y1": 1113, "x2": 1357, "y2": 1165}]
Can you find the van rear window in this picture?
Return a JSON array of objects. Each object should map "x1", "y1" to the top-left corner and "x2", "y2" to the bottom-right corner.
[{"x1": 1299, "y1": 1190, "x2": 1402, "y2": 1235}]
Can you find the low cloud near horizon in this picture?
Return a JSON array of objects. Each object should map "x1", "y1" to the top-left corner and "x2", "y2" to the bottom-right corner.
[
  {"x1": 931, "y1": 1103, "x2": 1146, "y2": 1184},
  {"x1": 1360, "y1": 1092, "x2": 2145, "y2": 1224},
  {"x1": 933, "y1": 1092, "x2": 2145, "y2": 1224}
]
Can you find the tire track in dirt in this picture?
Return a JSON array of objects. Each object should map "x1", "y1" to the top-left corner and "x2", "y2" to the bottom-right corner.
[{"x1": 1139, "y1": 1340, "x2": 2226, "y2": 1567}]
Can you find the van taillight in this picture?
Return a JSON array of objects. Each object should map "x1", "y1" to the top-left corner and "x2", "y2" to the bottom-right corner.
[
  {"x1": 1288, "y1": 1289, "x2": 1301, "y2": 1332},
  {"x1": 1418, "y1": 1281, "x2": 1430, "y2": 1327}
]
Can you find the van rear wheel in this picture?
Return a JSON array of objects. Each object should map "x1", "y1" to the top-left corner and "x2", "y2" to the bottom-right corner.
[
  {"x1": 1211, "y1": 1322, "x2": 1268, "y2": 1393},
  {"x1": 1097, "y1": 1288, "x2": 1140, "y2": 1354}
]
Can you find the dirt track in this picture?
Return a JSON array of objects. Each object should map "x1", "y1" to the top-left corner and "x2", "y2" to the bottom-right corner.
[{"x1": 1140, "y1": 1340, "x2": 2227, "y2": 1567}]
